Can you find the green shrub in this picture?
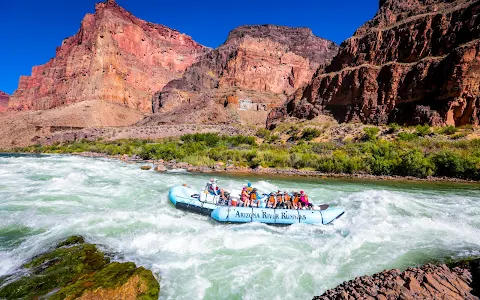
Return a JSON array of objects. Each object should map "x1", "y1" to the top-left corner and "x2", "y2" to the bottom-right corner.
[
  {"x1": 301, "y1": 128, "x2": 321, "y2": 141},
  {"x1": 415, "y1": 124, "x2": 431, "y2": 137},
  {"x1": 181, "y1": 133, "x2": 220, "y2": 147},
  {"x1": 451, "y1": 132, "x2": 469, "y2": 140},
  {"x1": 363, "y1": 127, "x2": 380, "y2": 141},
  {"x1": 397, "y1": 132, "x2": 418, "y2": 141},
  {"x1": 388, "y1": 123, "x2": 401, "y2": 133},
  {"x1": 395, "y1": 150, "x2": 433, "y2": 178},
  {"x1": 437, "y1": 125, "x2": 458, "y2": 135},
  {"x1": 430, "y1": 151, "x2": 466, "y2": 178},
  {"x1": 268, "y1": 134, "x2": 280, "y2": 143},
  {"x1": 255, "y1": 128, "x2": 271, "y2": 139}
]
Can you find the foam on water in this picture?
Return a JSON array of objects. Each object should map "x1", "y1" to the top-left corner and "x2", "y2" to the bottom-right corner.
[{"x1": 0, "y1": 154, "x2": 479, "y2": 299}]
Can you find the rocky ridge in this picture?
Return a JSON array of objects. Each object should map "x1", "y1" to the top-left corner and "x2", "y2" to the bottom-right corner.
[
  {"x1": 0, "y1": 236, "x2": 159, "y2": 299},
  {"x1": 142, "y1": 25, "x2": 338, "y2": 125},
  {"x1": 0, "y1": 91, "x2": 8, "y2": 112},
  {"x1": 314, "y1": 261, "x2": 480, "y2": 300},
  {"x1": 268, "y1": 0, "x2": 480, "y2": 128},
  {"x1": 8, "y1": 0, "x2": 207, "y2": 113}
]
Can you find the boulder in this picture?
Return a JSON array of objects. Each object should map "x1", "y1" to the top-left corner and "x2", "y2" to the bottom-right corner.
[
  {"x1": 154, "y1": 164, "x2": 167, "y2": 172},
  {"x1": 0, "y1": 236, "x2": 159, "y2": 299},
  {"x1": 313, "y1": 262, "x2": 479, "y2": 300},
  {"x1": 140, "y1": 165, "x2": 152, "y2": 170}
]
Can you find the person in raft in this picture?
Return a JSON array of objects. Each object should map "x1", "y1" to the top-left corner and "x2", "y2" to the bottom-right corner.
[
  {"x1": 275, "y1": 190, "x2": 285, "y2": 208},
  {"x1": 244, "y1": 188, "x2": 259, "y2": 207},
  {"x1": 292, "y1": 192, "x2": 300, "y2": 209},
  {"x1": 267, "y1": 192, "x2": 277, "y2": 208},
  {"x1": 246, "y1": 182, "x2": 253, "y2": 192},
  {"x1": 299, "y1": 190, "x2": 313, "y2": 209},
  {"x1": 240, "y1": 186, "x2": 249, "y2": 207},
  {"x1": 250, "y1": 188, "x2": 262, "y2": 207},
  {"x1": 283, "y1": 191, "x2": 293, "y2": 209},
  {"x1": 206, "y1": 178, "x2": 226, "y2": 200}
]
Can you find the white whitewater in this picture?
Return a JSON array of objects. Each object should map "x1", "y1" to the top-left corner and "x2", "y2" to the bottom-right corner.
[{"x1": 0, "y1": 154, "x2": 479, "y2": 299}]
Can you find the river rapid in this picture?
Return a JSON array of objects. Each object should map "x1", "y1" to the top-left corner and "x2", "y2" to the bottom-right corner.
[{"x1": 0, "y1": 154, "x2": 479, "y2": 299}]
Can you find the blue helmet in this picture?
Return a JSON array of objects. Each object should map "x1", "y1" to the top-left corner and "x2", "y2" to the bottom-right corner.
[{"x1": 247, "y1": 182, "x2": 252, "y2": 187}]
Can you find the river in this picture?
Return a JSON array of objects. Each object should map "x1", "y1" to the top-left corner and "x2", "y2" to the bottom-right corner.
[{"x1": 0, "y1": 154, "x2": 479, "y2": 299}]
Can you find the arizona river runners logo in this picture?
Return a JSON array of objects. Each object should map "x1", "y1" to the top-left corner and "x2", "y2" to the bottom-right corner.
[{"x1": 234, "y1": 210, "x2": 307, "y2": 220}]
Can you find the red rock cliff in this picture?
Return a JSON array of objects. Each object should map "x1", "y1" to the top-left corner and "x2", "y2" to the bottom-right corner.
[
  {"x1": 143, "y1": 25, "x2": 338, "y2": 125},
  {"x1": 268, "y1": 0, "x2": 480, "y2": 128},
  {"x1": 8, "y1": 0, "x2": 207, "y2": 113},
  {"x1": 0, "y1": 91, "x2": 9, "y2": 112}
]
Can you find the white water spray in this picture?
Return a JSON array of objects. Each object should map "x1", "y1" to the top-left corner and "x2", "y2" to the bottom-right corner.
[{"x1": 0, "y1": 154, "x2": 479, "y2": 299}]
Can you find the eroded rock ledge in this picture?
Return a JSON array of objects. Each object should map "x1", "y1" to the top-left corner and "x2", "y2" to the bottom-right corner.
[
  {"x1": 0, "y1": 236, "x2": 159, "y2": 299},
  {"x1": 314, "y1": 260, "x2": 480, "y2": 300}
]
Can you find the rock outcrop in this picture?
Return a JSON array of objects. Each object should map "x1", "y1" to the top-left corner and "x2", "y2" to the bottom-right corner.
[
  {"x1": 142, "y1": 25, "x2": 338, "y2": 125},
  {"x1": 0, "y1": 91, "x2": 8, "y2": 112},
  {"x1": 0, "y1": 236, "x2": 160, "y2": 299},
  {"x1": 8, "y1": 0, "x2": 207, "y2": 113},
  {"x1": 314, "y1": 262, "x2": 480, "y2": 300},
  {"x1": 268, "y1": 0, "x2": 480, "y2": 128}
]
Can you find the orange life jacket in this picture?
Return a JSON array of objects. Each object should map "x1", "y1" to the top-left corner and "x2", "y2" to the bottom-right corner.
[
  {"x1": 293, "y1": 196, "x2": 299, "y2": 204},
  {"x1": 268, "y1": 195, "x2": 276, "y2": 203},
  {"x1": 250, "y1": 193, "x2": 257, "y2": 200},
  {"x1": 284, "y1": 194, "x2": 291, "y2": 202}
]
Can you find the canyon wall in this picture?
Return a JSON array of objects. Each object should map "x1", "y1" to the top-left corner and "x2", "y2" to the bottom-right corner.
[
  {"x1": 0, "y1": 91, "x2": 9, "y2": 112},
  {"x1": 268, "y1": 0, "x2": 480, "y2": 128},
  {"x1": 8, "y1": 0, "x2": 207, "y2": 113},
  {"x1": 142, "y1": 25, "x2": 338, "y2": 125}
]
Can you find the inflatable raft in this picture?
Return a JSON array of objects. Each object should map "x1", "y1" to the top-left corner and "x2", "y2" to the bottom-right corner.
[
  {"x1": 211, "y1": 206, "x2": 344, "y2": 225},
  {"x1": 168, "y1": 185, "x2": 344, "y2": 225}
]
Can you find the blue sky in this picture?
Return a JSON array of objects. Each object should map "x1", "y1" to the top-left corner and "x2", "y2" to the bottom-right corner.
[{"x1": 0, "y1": 0, "x2": 378, "y2": 95}]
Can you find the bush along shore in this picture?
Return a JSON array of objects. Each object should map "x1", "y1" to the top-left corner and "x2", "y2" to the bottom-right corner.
[
  {"x1": 11, "y1": 130, "x2": 480, "y2": 182},
  {"x1": 0, "y1": 236, "x2": 160, "y2": 299}
]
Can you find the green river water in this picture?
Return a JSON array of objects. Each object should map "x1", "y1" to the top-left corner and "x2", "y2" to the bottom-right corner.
[{"x1": 0, "y1": 154, "x2": 479, "y2": 299}]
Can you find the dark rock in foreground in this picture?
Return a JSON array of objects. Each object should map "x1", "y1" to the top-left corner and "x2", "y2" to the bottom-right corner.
[
  {"x1": 0, "y1": 235, "x2": 159, "y2": 299},
  {"x1": 314, "y1": 262, "x2": 479, "y2": 300}
]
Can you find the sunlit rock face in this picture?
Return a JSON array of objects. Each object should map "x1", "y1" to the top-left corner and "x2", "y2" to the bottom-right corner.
[
  {"x1": 145, "y1": 25, "x2": 338, "y2": 125},
  {"x1": 8, "y1": 0, "x2": 207, "y2": 113},
  {"x1": 268, "y1": 0, "x2": 480, "y2": 128},
  {"x1": 0, "y1": 91, "x2": 8, "y2": 112}
]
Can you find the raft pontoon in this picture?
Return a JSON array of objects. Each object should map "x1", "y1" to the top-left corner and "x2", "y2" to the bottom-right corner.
[{"x1": 168, "y1": 185, "x2": 344, "y2": 225}]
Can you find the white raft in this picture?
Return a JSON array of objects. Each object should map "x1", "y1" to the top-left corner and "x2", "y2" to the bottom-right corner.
[
  {"x1": 211, "y1": 206, "x2": 344, "y2": 225},
  {"x1": 169, "y1": 185, "x2": 344, "y2": 225}
]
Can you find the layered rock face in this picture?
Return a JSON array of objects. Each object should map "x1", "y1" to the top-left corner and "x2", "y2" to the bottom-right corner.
[
  {"x1": 144, "y1": 25, "x2": 338, "y2": 125},
  {"x1": 8, "y1": 0, "x2": 207, "y2": 113},
  {"x1": 314, "y1": 262, "x2": 479, "y2": 300},
  {"x1": 0, "y1": 91, "x2": 8, "y2": 112},
  {"x1": 268, "y1": 0, "x2": 480, "y2": 128}
]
